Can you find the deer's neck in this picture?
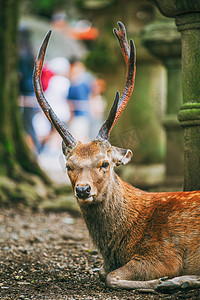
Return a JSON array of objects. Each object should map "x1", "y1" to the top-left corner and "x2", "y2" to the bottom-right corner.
[{"x1": 80, "y1": 173, "x2": 147, "y2": 267}]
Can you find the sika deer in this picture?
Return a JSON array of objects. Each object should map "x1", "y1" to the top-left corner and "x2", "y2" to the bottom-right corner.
[{"x1": 33, "y1": 22, "x2": 200, "y2": 293}]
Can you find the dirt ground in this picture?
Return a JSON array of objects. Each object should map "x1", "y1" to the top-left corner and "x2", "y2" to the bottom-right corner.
[{"x1": 0, "y1": 208, "x2": 199, "y2": 300}]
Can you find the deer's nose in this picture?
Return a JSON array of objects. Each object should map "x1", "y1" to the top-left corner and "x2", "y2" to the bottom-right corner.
[{"x1": 76, "y1": 184, "x2": 91, "y2": 199}]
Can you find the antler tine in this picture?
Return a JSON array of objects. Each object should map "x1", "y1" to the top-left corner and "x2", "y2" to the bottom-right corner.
[
  {"x1": 96, "y1": 22, "x2": 136, "y2": 141},
  {"x1": 33, "y1": 30, "x2": 77, "y2": 148},
  {"x1": 33, "y1": 30, "x2": 52, "y2": 123},
  {"x1": 113, "y1": 21, "x2": 130, "y2": 65},
  {"x1": 113, "y1": 38, "x2": 135, "y2": 126},
  {"x1": 96, "y1": 92, "x2": 120, "y2": 141}
]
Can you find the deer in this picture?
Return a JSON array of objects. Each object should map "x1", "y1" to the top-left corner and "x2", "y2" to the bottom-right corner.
[{"x1": 33, "y1": 22, "x2": 200, "y2": 293}]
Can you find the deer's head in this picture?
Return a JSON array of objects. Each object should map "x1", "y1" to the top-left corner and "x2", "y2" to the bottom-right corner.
[{"x1": 33, "y1": 22, "x2": 136, "y2": 204}]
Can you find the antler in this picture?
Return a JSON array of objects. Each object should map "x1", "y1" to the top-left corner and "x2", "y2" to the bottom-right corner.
[
  {"x1": 33, "y1": 30, "x2": 77, "y2": 148},
  {"x1": 96, "y1": 22, "x2": 136, "y2": 141}
]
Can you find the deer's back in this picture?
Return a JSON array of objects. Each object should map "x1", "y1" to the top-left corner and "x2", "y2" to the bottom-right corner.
[{"x1": 125, "y1": 189, "x2": 200, "y2": 276}]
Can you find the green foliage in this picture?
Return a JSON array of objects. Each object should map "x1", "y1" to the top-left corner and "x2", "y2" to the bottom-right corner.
[
  {"x1": 75, "y1": 0, "x2": 85, "y2": 10},
  {"x1": 84, "y1": 41, "x2": 116, "y2": 73},
  {"x1": 30, "y1": 0, "x2": 67, "y2": 18}
]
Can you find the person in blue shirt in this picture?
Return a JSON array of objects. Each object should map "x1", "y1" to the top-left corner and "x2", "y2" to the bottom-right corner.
[{"x1": 67, "y1": 59, "x2": 92, "y2": 142}]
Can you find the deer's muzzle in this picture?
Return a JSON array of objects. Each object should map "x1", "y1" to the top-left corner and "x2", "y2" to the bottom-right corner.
[{"x1": 76, "y1": 184, "x2": 91, "y2": 200}]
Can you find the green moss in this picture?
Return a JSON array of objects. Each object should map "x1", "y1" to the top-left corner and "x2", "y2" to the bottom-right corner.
[
  {"x1": 0, "y1": 176, "x2": 40, "y2": 207},
  {"x1": 39, "y1": 194, "x2": 80, "y2": 217},
  {"x1": 0, "y1": 173, "x2": 78, "y2": 213}
]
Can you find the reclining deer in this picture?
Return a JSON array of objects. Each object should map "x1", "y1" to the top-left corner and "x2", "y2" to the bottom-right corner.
[{"x1": 33, "y1": 22, "x2": 200, "y2": 293}]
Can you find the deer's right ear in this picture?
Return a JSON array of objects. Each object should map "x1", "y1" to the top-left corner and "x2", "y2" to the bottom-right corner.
[{"x1": 111, "y1": 146, "x2": 133, "y2": 166}]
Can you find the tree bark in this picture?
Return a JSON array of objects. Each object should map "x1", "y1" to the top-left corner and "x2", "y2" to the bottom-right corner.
[
  {"x1": 0, "y1": 0, "x2": 49, "y2": 181},
  {"x1": 0, "y1": 0, "x2": 51, "y2": 206}
]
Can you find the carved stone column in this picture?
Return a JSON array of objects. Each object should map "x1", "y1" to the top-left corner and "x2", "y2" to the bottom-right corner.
[
  {"x1": 142, "y1": 19, "x2": 184, "y2": 187},
  {"x1": 151, "y1": 0, "x2": 200, "y2": 191}
]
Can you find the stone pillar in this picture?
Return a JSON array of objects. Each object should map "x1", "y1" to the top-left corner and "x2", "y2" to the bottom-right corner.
[
  {"x1": 151, "y1": 1, "x2": 200, "y2": 191},
  {"x1": 142, "y1": 19, "x2": 184, "y2": 186},
  {"x1": 163, "y1": 58, "x2": 183, "y2": 181}
]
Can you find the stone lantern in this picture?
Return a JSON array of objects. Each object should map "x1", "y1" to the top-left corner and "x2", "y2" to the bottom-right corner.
[
  {"x1": 150, "y1": 0, "x2": 200, "y2": 191},
  {"x1": 142, "y1": 17, "x2": 184, "y2": 187}
]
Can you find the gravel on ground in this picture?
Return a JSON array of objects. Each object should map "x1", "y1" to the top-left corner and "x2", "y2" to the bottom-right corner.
[{"x1": 0, "y1": 209, "x2": 199, "y2": 300}]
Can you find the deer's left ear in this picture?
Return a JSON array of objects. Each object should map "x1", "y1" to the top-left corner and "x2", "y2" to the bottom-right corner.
[{"x1": 110, "y1": 146, "x2": 133, "y2": 166}]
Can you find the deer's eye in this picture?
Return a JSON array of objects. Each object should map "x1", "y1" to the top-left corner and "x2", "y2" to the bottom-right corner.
[
  {"x1": 66, "y1": 164, "x2": 73, "y2": 172},
  {"x1": 101, "y1": 162, "x2": 109, "y2": 169}
]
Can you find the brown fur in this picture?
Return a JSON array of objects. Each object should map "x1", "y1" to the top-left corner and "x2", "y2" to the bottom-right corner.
[
  {"x1": 65, "y1": 140, "x2": 200, "y2": 291},
  {"x1": 34, "y1": 24, "x2": 200, "y2": 292}
]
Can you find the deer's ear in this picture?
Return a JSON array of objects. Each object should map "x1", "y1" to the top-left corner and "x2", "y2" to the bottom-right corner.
[{"x1": 110, "y1": 146, "x2": 133, "y2": 166}]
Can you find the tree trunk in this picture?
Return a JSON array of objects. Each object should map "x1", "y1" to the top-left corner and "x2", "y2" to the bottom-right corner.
[{"x1": 0, "y1": 0, "x2": 50, "y2": 205}]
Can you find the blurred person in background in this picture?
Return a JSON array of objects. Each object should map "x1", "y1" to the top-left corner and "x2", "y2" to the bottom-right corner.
[
  {"x1": 33, "y1": 57, "x2": 71, "y2": 156},
  {"x1": 18, "y1": 25, "x2": 41, "y2": 155},
  {"x1": 67, "y1": 58, "x2": 92, "y2": 142},
  {"x1": 41, "y1": 64, "x2": 54, "y2": 93}
]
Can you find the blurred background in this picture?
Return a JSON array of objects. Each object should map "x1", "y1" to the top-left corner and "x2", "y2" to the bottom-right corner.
[{"x1": 0, "y1": 0, "x2": 184, "y2": 208}]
